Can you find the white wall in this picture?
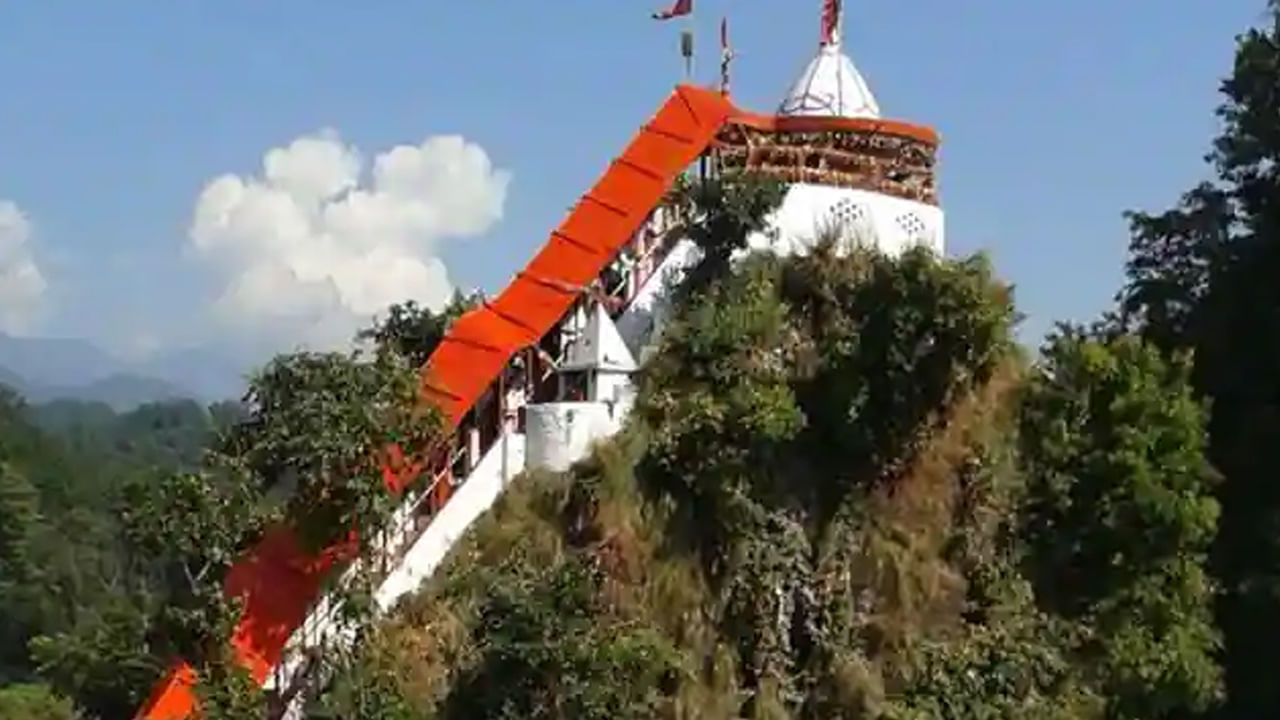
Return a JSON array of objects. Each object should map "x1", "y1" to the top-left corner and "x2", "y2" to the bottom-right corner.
[
  {"x1": 374, "y1": 431, "x2": 526, "y2": 612},
  {"x1": 266, "y1": 431, "x2": 526, "y2": 718},
  {"x1": 593, "y1": 369, "x2": 635, "y2": 413},
  {"x1": 615, "y1": 237, "x2": 700, "y2": 358},
  {"x1": 524, "y1": 402, "x2": 619, "y2": 474},
  {"x1": 747, "y1": 183, "x2": 945, "y2": 258}
]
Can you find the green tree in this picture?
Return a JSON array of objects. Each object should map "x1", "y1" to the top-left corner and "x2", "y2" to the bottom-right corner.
[
  {"x1": 109, "y1": 400, "x2": 220, "y2": 470},
  {"x1": 0, "y1": 463, "x2": 44, "y2": 682},
  {"x1": 1115, "y1": 4, "x2": 1280, "y2": 714},
  {"x1": 192, "y1": 651, "x2": 268, "y2": 720},
  {"x1": 0, "y1": 387, "x2": 165, "y2": 714},
  {"x1": 0, "y1": 389, "x2": 85, "y2": 513},
  {"x1": 441, "y1": 556, "x2": 679, "y2": 720},
  {"x1": 781, "y1": 243, "x2": 1015, "y2": 500},
  {"x1": 0, "y1": 462, "x2": 40, "y2": 586},
  {"x1": 116, "y1": 469, "x2": 270, "y2": 665},
  {"x1": 662, "y1": 172, "x2": 787, "y2": 298},
  {"x1": 208, "y1": 399, "x2": 248, "y2": 433},
  {"x1": 307, "y1": 640, "x2": 426, "y2": 720},
  {"x1": 1019, "y1": 330, "x2": 1221, "y2": 717},
  {"x1": 636, "y1": 217, "x2": 1017, "y2": 713},
  {"x1": 98, "y1": 307, "x2": 456, "y2": 715},
  {"x1": 355, "y1": 292, "x2": 481, "y2": 369},
  {"x1": 213, "y1": 347, "x2": 440, "y2": 555},
  {"x1": 0, "y1": 683, "x2": 80, "y2": 720},
  {"x1": 885, "y1": 616, "x2": 1101, "y2": 720},
  {"x1": 28, "y1": 602, "x2": 159, "y2": 720}
]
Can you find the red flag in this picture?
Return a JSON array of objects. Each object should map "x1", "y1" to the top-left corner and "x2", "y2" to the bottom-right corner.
[
  {"x1": 821, "y1": 0, "x2": 841, "y2": 45},
  {"x1": 652, "y1": 0, "x2": 692, "y2": 21}
]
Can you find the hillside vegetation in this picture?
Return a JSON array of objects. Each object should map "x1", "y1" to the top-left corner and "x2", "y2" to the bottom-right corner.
[
  {"x1": 306, "y1": 180, "x2": 1219, "y2": 719},
  {"x1": 0, "y1": 393, "x2": 239, "y2": 719}
]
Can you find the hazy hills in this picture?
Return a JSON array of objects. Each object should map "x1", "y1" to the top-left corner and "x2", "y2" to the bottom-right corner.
[{"x1": 0, "y1": 332, "x2": 247, "y2": 410}]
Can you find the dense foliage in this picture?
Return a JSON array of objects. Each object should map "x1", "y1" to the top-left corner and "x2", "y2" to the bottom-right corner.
[
  {"x1": 309, "y1": 170, "x2": 1220, "y2": 720},
  {"x1": 0, "y1": 299, "x2": 465, "y2": 719},
  {"x1": 355, "y1": 292, "x2": 481, "y2": 369},
  {"x1": 0, "y1": 683, "x2": 79, "y2": 720},
  {"x1": 1019, "y1": 331, "x2": 1221, "y2": 717},
  {"x1": 1112, "y1": 3, "x2": 1280, "y2": 715},
  {"x1": 0, "y1": 391, "x2": 226, "y2": 718}
]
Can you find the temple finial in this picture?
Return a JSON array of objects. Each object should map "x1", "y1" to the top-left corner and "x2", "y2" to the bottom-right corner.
[
  {"x1": 780, "y1": 0, "x2": 879, "y2": 118},
  {"x1": 821, "y1": 0, "x2": 842, "y2": 47}
]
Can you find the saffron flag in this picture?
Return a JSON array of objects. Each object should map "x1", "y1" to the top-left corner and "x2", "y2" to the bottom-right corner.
[{"x1": 652, "y1": 0, "x2": 692, "y2": 21}]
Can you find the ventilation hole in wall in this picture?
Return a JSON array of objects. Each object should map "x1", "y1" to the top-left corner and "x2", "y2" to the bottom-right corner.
[
  {"x1": 895, "y1": 212, "x2": 927, "y2": 241},
  {"x1": 828, "y1": 198, "x2": 867, "y2": 230}
]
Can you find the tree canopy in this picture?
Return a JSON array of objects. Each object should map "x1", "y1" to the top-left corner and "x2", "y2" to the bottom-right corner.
[{"x1": 1114, "y1": 3, "x2": 1280, "y2": 715}]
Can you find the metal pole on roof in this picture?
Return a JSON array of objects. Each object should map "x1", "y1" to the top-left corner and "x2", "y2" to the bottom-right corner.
[
  {"x1": 685, "y1": 0, "x2": 696, "y2": 81},
  {"x1": 681, "y1": 28, "x2": 694, "y2": 81}
]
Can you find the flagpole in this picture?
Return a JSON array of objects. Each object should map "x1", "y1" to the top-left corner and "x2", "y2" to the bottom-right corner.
[
  {"x1": 682, "y1": 11, "x2": 694, "y2": 82},
  {"x1": 718, "y1": 14, "x2": 733, "y2": 96}
]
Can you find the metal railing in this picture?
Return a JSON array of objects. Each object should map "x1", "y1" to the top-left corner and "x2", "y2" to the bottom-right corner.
[{"x1": 266, "y1": 444, "x2": 467, "y2": 715}]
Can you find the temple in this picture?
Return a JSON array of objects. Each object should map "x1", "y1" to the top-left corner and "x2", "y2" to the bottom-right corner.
[
  {"x1": 739, "y1": 0, "x2": 943, "y2": 257},
  {"x1": 135, "y1": 2, "x2": 942, "y2": 718}
]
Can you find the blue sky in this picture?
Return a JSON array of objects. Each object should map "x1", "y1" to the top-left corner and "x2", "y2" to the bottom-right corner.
[{"x1": 0, "y1": 0, "x2": 1266, "y2": 364}]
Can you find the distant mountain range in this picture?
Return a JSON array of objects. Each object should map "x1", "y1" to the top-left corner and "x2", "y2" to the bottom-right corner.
[
  {"x1": 8, "y1": 372, "x2": 193, "y2": 411},
  {"x1": 0, "y1": 332, "x2": 248, "y2": 410}
]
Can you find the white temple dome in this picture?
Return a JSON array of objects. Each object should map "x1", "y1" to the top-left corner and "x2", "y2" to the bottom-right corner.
[{"x1": 778, "y1": 40, "x2": 880, "y2": 119}]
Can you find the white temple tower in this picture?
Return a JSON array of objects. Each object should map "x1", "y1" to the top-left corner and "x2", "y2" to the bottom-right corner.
[
  {"x1": 727, "y1": 0, "x2": 945, "y2": 258},
  {"x1": 524, "y1": 304, "x2": 638, "y2": 473}
]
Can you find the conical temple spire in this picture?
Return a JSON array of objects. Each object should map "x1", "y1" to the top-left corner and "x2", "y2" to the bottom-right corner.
[
  {"x1": 561, "y1": 304, "x2": 637, "y2": 373},
  {"x1": 778, "y1": 0, "x2": 879, "y2": 118}
]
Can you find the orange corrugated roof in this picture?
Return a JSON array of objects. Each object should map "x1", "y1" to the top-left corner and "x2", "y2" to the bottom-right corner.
[{"x1": 133, "y1": 84, "x2": 736, "y2": 720}]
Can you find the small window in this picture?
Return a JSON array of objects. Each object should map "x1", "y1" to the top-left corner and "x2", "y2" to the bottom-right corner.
[{"x1": 560, "y1": 371, "x2": 590, "y2": 402}]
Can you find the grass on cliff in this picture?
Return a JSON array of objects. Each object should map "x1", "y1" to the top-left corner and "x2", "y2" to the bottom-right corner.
[{"x1": 337, "y1": 362, "x2": 1037, "y2": 719}]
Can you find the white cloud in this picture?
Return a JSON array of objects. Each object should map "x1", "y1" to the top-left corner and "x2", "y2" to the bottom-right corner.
[
  {"x1": 189, "y1": 130, "x2": 510, "y2": 350},
  {"x1": 0, "y1": 200, "x2": 48, "y2": 336}
]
